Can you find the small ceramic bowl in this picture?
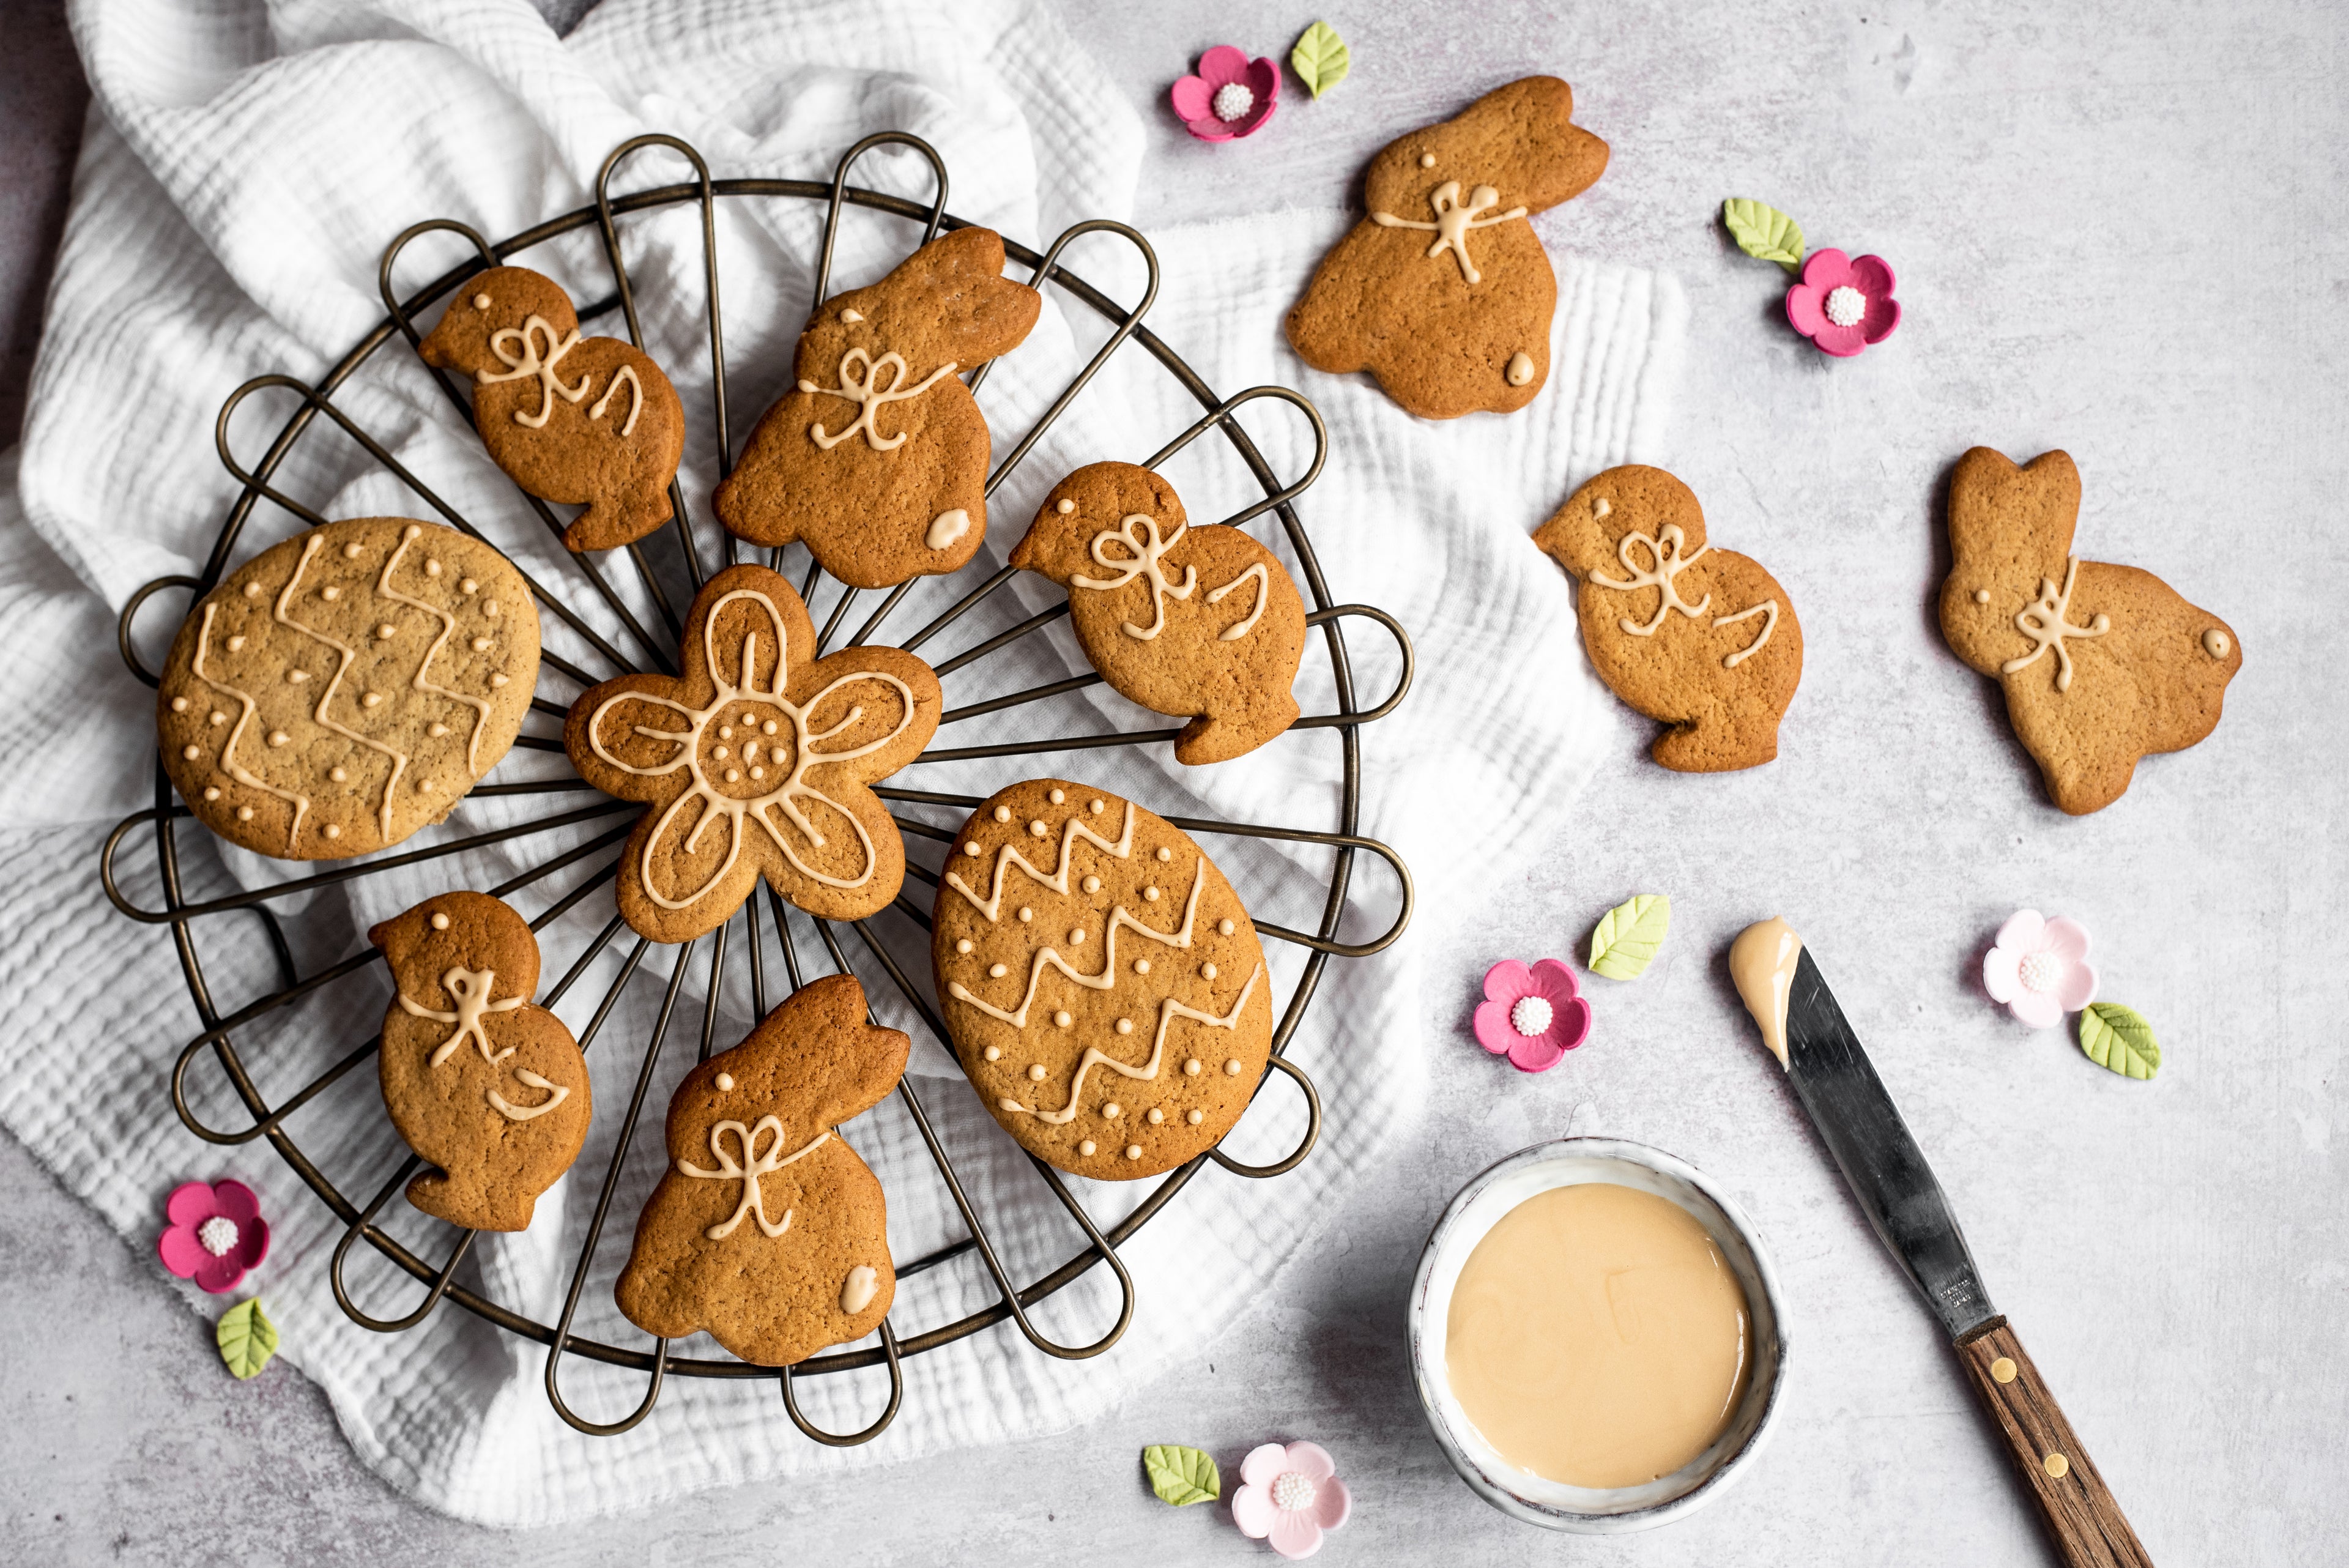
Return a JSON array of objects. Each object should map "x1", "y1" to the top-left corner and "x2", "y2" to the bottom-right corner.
[{"x1": 1408, "y1": 1136, "x2": 1789, "y2": 1533}]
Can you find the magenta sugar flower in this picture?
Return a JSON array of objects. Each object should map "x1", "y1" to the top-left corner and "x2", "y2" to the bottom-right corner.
[
  {"x1": 1232, "y1": 1441, "x2": 1351, "y2": 1559},
  {"x1": 158, "y1": 1179, "x2": 270, "y2": 1294},
  {"x1": 1786, "y1": 248, "x2": 1899, "y2": 357},
  {"x1": 1982, "y1": 909, "x2": 2099, "y2": 1028},
  {"x1": 1473, "y1": 959, "x2": 1592, "y2": 1072},
  {"x1": 1171, "y1": 46, "x2": 1280, "y2": 143}
]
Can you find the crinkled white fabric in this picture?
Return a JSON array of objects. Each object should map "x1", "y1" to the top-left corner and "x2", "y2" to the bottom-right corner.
[{"x1": 0, "y1": 0, "x2": 1682, "y2": 1525}]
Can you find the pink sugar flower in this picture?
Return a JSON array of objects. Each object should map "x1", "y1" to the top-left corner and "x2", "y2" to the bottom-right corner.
[
  {"x1": 1981, "y1": 910, "x2": 2099, "y2": 1029},
  {"x1": 1472, "y1": 959, "x2": 1592, "y2": 1072},
  {"x1": 158, "y1": 1179, "x2": 270, "y2": 1294},
  {"x1": 1171, "y1": 46, "x2": 1280, "y2": 143},
  {"x1": 1233, "y1": 1441, "x2": 1351, "y2": 1559},
  {"x1": 1786, "y1": 248, "x2": 1900, "y2": 357}
]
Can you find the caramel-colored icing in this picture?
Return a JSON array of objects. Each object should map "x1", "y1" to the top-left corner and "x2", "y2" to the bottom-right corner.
[
  {"x1": 1729, "y1": 916, "x2": 1803, "y2": 1069},
  {"x1": 1445, "y1": 1183, "x2": 1751, "y2": 1490}
]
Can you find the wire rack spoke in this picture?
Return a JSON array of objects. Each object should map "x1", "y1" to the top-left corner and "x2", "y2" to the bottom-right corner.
[{"x1": 118, "y1": 133, "x2": 1413, "y2": 1446}]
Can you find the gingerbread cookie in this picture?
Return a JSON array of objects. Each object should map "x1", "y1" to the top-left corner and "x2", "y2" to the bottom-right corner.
[
  {"x1": 1940, "y1": 447, "x2": 2241, "y2": 815},
  {"x1": 932, "y1": 781, "x2": 1275, "y2": 1180},
  {"x1": 415, "y1": 266, "x2": 685, "y2": 554},
  {"x1": 711, "y1": 227, "x2": 1042, "y2": 587},
  {"x1": 157, "y1": 518, "x2": 541, "y2": 859},
  {"x1": 614, "y1": 973, "x2": 905, "y2": 1365},
  {"x1": 566, "y1": 563, "x2": 941, "y2": 942},
  {"x1": 1286, "y1": 78, "x2": 1609, "y2": 421},
  {"x1": 1534, "y1": 466, "x2": 1802, "y2": 772},
  {"x1": 1009, "y1": 463, "x2": 1307, "y2": 765},
  {"x1": 371, "y1": 891, "x2": 592, "y2": 1233}
]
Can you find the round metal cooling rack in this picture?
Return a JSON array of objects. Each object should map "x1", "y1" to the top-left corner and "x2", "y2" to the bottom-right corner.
[{"x1": 104, "y1": 132, "x2": 1415, "y2": 1443}]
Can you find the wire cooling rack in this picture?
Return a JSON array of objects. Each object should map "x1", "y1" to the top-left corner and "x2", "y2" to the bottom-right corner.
[{"x1": 103, "y1": 132, "x2": 1415, "y2": 1444}]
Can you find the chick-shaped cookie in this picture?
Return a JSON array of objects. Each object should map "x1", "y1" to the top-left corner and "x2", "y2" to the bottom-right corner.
[
  {"x1": 1009, "y1": 463, "x2": 1307, "y2": 765},
  {"x1": 933, "y1": 780, "x2": 1275, "y2": 1181},
  {"x1": 1286, "y1": 77, "x2": 1609, "y2": 420},
  {"x1": 1534, "y1": 465, "x2": 1802, "y2": 772},
  {"x1": 713, "y1": 228, "x2": 1043, "y2": 588},
  {"x1": 1940, "y1": 447, "x2": 2241, "y2": 814},
  {"x1": 371, "y1": 891, "x2": 592, "y2": 1233},
  {"x1": 416, "y1": 266, "x2": 686, "y2": 554},
  {"x1": 566, "y1": 563, "x2": 942, "y2": 943},
  {"x1": 614, "y1": 974, "x2": 906, "y2": 1366}
]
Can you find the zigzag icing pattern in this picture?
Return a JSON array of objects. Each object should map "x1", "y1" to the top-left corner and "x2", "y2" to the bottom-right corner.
[
  {"x1": 995, "y1": 962, "x2": 1262, "y2": 1126},
  {"x1": 941, "y1": 801, "x2": 1135, "y2": 922},
  {"x1": 948, "y1": 860, "x2": 1206, "y2": 1027}
]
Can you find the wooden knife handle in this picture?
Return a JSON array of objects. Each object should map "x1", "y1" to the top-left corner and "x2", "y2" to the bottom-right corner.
[{"x1": 1955, "y1": 1317, "x2": 2153, "y2": 1567}]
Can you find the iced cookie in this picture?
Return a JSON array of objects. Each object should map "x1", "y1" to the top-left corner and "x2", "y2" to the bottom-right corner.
[
  {"x1": 1286, "y1": 77, "x2": 1609, "y2": 420},
  {"x1": 1534, "y1": 466, "x2": 1802, "y2": 772},
  {"x1": 565, "y1": 563, "x2": 941, "y2": 942},
  {"x1": 156, "y1": 518, "x2": 541, "y2": 860},
  {"x1": 372, "y1": 891, "x2": 592, "y2": 1233},
  {"x1": 932, "y1": 780, "x2": 1274, "y2": 1180},
  {"x1": 614, "y1": 974, "x2": 905, "y2": 1366},
  {"x1": 1939, "y1": 447, "x2": 2241, "y2": 814},
  {"x1": 713, "y1": 227, "x2": 1042, "y2": 587},
  {"x1": 417, "y1": 266, "x2": 686, "y2": 553},
  {"x1": 1009, "y1": 463, "x2": 1307, "y2": 765}
]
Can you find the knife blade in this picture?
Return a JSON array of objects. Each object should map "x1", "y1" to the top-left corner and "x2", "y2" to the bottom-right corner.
[
  {"x1": 1739, "y1": 923, "x2": 2156, "y2": 1567},
  {"x1": 1781, "y1": 944, "x2": 1998, "y2": 1339}
]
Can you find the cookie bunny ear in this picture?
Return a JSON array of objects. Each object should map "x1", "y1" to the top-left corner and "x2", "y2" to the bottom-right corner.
[
  {"x1": 900, "y1": 228, "x2": 1043, "y2": 366},
  {"x1": 1533, "y1": 465, "x2": 1707, "y2": 582},
  {"x1": 1469, "y1": 76, "x2": 1610, "y2": 212},
  {"x1": 1009, "y1": 463, "x2": 1184, "y2": 585},
  {"x1": 1940, "y1": 448, "x2": 2084, "y2": 675},
  {"x1": 766, "y1": 975, "x2": 911, "y2": 1128}
]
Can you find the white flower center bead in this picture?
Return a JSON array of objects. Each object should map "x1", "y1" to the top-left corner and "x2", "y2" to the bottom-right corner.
[
  {"x1": 2017, "y1": 951, "x2": 2061, "y2": 994},
  {"x1": 1272, "y1": 1471, "x2": 1317, "y2": 1512},
  {"x1": 197, "y1": 1216, "x2": 241, "y2": 1257},
  {"x1": 1825, "y1": 286, "x2": 1867, "y2": 328},
  {"x1": 1212, "y1": 82, "x2": 1254, "y2": 122},
  {"x1": 1510, "y1": 995, "x2": 1554, "y2": 1036}
]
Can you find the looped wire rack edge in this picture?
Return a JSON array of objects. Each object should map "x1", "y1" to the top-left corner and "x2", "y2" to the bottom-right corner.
[{"x1": 105, "y1": 131, "x2": 1417, "y2": 1443}]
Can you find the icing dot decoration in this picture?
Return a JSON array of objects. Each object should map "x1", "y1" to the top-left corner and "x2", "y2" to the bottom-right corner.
[
  {"x1": 1185, "y1": 1058, "x2": 1203, "y2": 1076},
  {"x1": 1124, "y1": 1143, "x2": 1142, "y2": 1160},
  {"x1": 181, "y1": 745, "x2": 201, "y2": 761},
  {"x1": 1202, "y1": 963, "x2": 1219, "y2": 980},
  {"x1": 1104, "y1": 1102, "x2": 1122, "y2": 1119},
  {"x1": 430, "y1": 912, "x2": 450, "y2": 930},
  {"x1": 1054, "y1": 1011, "x2": 1073, "y2": 1028},
  {"x1": 1048, "y1": 788, "x2": 1065, "y2": 803},
  {"x1": 715, "y1": 1073, "x2": 735, "y2": 1091},
  {"x1": 1079, "y1": 1140, "x2": 1097, "y2": 1156},
  {"x1": 1225, "y1": 1058, "x2": 1244, "y2": 1076},
  {"x1": 1187, "y1": 1109, "x2": 1204, "y2": 1125},
  {"x1": 1219, "y1": 919, "x2": 1236, "y2": 936},
  {"x1": 171, "y1": 697, "x2": 190, "y2": 713},
  {"x1": 1148, "y1": 1108, "x2": 1165, "y2": 1124},
  {"x1": 984, "y1": 1046, "x2": 1001, "y2": 1061},
  {"x1": 990, "y1": 963, "x2": 1009, "y2": 978},
  {"x1": 994, "y1": 805, "x2": 1012, "y2": 822},
  {"x1": 1028, "y1": 1064, "x2": 1047, "y2": 1081},
  {"x1": 957, "y1": 938, "x2": 974, "y2": 954}
]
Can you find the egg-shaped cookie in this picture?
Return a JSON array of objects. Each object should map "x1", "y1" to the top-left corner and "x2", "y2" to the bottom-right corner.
[
  {"x1": 157, "y1": 518, "x2": 541, "y2": 860},
  {"x1": 932, "y1": 780, "x2": 1275, "y2": 1180}
]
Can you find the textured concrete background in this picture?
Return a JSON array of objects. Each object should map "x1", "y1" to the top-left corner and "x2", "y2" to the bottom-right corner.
[{"x1": 6, "y1": 1, "x2": 2346, "y2": 1563}]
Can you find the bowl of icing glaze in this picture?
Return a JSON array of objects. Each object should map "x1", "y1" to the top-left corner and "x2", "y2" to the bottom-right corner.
[{"x1": 1408, "y1": 1137, "x2": 1789, "y2": 1533}]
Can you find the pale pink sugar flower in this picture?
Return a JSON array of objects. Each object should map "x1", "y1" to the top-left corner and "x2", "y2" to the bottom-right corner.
[
  {"x1": 1982, "y1": 909, "x2": 2099, "y2": 1028},
  {"x1": 1232, "y1": 1441, "x2": 1351, "y2": 1558}
]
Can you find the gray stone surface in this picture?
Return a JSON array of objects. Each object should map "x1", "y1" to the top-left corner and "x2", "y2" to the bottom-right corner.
[{"x1": 6, "y1": 1, "x2": 2346, "y2": 1562}]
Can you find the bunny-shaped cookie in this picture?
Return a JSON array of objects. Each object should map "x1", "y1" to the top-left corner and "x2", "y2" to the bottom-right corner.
[
  {"x1": 1534, "y1": 466, "x2": 1802, "y2": 772},
  {"x1": 371, "y1": 891, "x2": 592, "y2": 1232},
  {"x1": 1286, "y1": 78, "x2": 1609, "y2": 420},
  {"x1": 1010, "y1": 463, "x2": 1307, "y2": 765},
  {"x1": 417, "y1": 266, "x2": 686, "y2": 553},
  {"x1": 614, "y1": 974, "x2": 907, "y2": 1366},
  {"x1": 713, "y1": 227, "x2": 1042, "y2": 588},
  {"x1": 1940, "y1": 447, "x2": 2241, "y2": 814},
  {"x1": 565, "y1": 563, "x2": 942, "y2": 942}
]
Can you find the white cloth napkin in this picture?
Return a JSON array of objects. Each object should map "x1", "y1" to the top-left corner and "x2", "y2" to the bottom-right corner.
[{"x1": 0, "y1": 0, "x2": 1683, "y2": 1524}]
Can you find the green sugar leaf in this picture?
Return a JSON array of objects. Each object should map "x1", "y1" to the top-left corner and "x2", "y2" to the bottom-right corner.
[
  {"x1": 1722, "y1": 198, "x2": 1805, "y2": 273},
  {"x1": 1143, "y1": 1444, "x2": 1222, "y2": 1506},
  {"x1": 1290, "y1": 21, "x2": 1351, "y2": 99},
  {"x1": 217, "y1": 1296, "x2": 280, "y2": 1381},
  {"x1": 1588, "y1": 894, "x2": 1672, "y2": 981},
  {"x1": 2079, "y1": 1002, "x2": 2161, "y2": 1080}
]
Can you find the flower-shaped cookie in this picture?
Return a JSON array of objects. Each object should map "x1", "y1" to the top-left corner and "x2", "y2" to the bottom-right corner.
[
  {"x1": 159, "y1": 1179, "x2": 270, "y2": 1294},
  {"x1": 1474, "y1": 959, "x2": 1592, "y2": 1072},
  {"x1": 1982, "y1": 908, "x2": 2099, "y2": 1028},
  {"x1": 1232, "y1": 1441, "x2": 1351, "y2": 1559},
  {"x1": 566, "y1": 564, "x2": 941, "y2": 942}
]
